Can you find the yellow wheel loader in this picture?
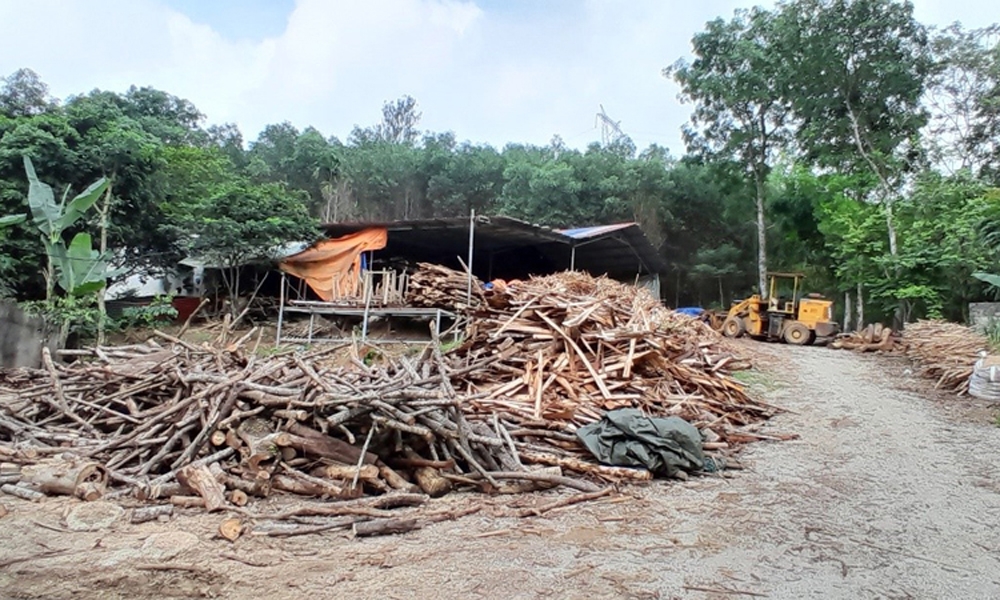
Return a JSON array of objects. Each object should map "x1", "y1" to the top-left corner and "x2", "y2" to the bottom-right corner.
[{"x1": 716, "y1": 273, "x2": 839, "y2": 345}]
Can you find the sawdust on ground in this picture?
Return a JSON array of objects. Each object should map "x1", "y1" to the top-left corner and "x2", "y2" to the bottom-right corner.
[{"x1": 2, "y1": 341, "x2": 1000, "y2": 599}]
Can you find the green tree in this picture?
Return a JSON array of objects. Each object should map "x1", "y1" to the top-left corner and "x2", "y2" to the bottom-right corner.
[
  {"x1": 666, "y1": 6, "x2": 792, "y2": 296},
  {"x1": 926, "y1": 24, "x2": 1000, "y2": 175},
  {"x1": 183, "y1": 182, "x2": 320, "y2": 317},
  {"x1": 777, "y1": 0, "x2": 933, "y2": 260},
  {"x1": 0, "y1": 68, "x2": 54, "y2": 118}
]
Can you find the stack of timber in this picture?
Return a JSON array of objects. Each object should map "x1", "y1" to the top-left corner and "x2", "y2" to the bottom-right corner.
[
  {"x1": 831, "y1": 323, "x2": 899, "y2": 352},
  {"x1": 902, "y1": 320, "x2": 989, "y2": 394},
  {"x1": 406, "y1": 262, "x2": 484, "y2": 312},
  {"x1": 451, "y1": 271, "x2": 774, "y2": 451}
]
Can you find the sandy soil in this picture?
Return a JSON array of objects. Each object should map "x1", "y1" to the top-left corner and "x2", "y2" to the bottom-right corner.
[{"x1": 2, "y1": 342, "x2": 1000, "y2": 599}]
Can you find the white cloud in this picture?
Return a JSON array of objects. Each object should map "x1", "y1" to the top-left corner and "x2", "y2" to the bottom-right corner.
[{"x1": 0, "y1": 0, "x2": 995, "y2": 154}]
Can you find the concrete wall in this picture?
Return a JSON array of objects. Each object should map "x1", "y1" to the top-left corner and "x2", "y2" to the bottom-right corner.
[
  {"x1": 969, "y1": 302, "x2": 1000, "y2": 333},
  {"x1": 0, "y1": 300, "x2": 59, "y2": 369}
]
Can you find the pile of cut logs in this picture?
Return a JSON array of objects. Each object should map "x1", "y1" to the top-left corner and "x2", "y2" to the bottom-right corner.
[
  {"x1": 902, "y1": 320, "x2": 990, "y2": 394},
  {"x1": 831, "y1": 323, "x2": 899, "y2": 353},
  {"x1": 0, "y1": 271, "x2": 778, "y2": 534},
  {"x1": 406, "y1": 263, "x2": 484, "y2": 312}
]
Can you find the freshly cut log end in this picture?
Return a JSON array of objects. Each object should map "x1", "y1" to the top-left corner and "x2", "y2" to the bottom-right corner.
[
  {"x1": 229, "y1": 489, "x2": 249, "y2": 507},
  {"x1": 413, "y1": 467, "x2": 452, "y2": 498},
  {"x1": 219, "y1": 517, "x2": 243, "y2": 542},
  {"x1": 20, "y1": 458, "x2": 107, "y2": 500}
]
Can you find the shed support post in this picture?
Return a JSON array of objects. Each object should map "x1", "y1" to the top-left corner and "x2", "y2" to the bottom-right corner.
[
  {"x1": 570, "y1": 243, "x2": 576, "y2": 271},
  {"x1": 466, "y1": 210, "x2": 475, "y2": 307},
  {"x1": 276, "y1": 272, "x2": 287, "y2": 345}
]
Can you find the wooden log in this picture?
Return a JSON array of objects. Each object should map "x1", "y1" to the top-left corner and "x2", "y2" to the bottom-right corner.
[
  {"x1": 519, "y1": 451, "x2": 653, "y2": 481},
  {"x1": 391, "y1": 457, "x2": 456, "y2": 470},
  {"x1": 135, "y1": 482, "x2": 185, "y2": 501},
  {"x1": 131, "y1": 504, "x2": 173, "y2": 524},
  {"x1": 402, "y1": 448, "x2": 451, "y2": 497},
  {"x1": 275, "y1": 425, "x2": 377, "y2": 465},
  {"x1": 461, "y1": 470, "x2": 600, "y2": 493},
  {"x1": 177, "y1": 465, "x2": 227, "y2": 511},
  {"x1": 229, "y1": 489, "x2": 249, "y2": 507},
  {"x1": 352, "y1": 518, "x2": 419, "y2": 537},
  {"x1": 218, "y1": 517, "x2": 243, "y2": 542},
  {"x1": 271, "y1": 473, "x2": 342, "y2": 497},
  {"x1": 378, "y1": 464, "x2": 420, "y2": 493},
  {"x1": 170, "y1": 495, "x2": 205, "y2": 508},
  {"x1": 1, "y1": 484, "x2": 43, "y2": 502},
  {"x1": 309, "y1": 464, "x2": 380, "y2": 481},
  {"x1": 493, "y1": 466, "x2": 563, "y2": 494},
  {"x1": 208, "y1": 463, "x2": 270, "y2": 497},
  {"x1": 20, "y1": 458, "x2": 108, "y2": 500}
]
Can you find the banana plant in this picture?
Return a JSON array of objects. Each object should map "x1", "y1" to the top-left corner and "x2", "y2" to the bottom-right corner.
[
  {"x1": 0, "y1": 215, "x2": 26, "y2": 228},
  {"x1": 23, "y1": 156, "x2": 109, "y2": 298},
  {"x1": 53, "y1": 232, "x2": 121, "y2": 296}
]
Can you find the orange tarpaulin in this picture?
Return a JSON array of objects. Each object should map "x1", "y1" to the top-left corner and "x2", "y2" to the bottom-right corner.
[{"x1": 278, "y1": 228, "x2": 388, "y2": 301}]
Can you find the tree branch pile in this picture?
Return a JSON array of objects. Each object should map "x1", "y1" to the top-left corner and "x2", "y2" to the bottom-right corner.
[
  {"x1": 902, "y1": 320, "x2": 990, "y2": 394},
  {"x1": 0, "y1": 335, "x2": 566, "y2": 505}
]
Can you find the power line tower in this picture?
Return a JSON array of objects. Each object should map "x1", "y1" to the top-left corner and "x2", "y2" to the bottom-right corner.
[{"x1": 595, "y1": 104, "x2": 626, "y2": 146}]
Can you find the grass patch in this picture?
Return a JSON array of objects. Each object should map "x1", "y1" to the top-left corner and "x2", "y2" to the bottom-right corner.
[
  {"x1": 438, "y1": 336, "x2": 464, "y2": 354},
  {"x1": 731, "y1": 368, "x2": 781, "y2": 393}
]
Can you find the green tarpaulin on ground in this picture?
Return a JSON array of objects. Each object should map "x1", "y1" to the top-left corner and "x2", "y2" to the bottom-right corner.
[{"x1": 576, "y1": 408, "x2": 705, "y2": 477}]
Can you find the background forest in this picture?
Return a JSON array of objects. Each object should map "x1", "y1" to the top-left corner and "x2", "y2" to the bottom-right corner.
[{"x1": 2, "y1": 0, "x2": 1000, "y2": 328}]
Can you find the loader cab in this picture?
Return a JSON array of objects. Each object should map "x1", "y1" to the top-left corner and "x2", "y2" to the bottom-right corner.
[{"x1": 767, "y1": 273, "x2": 802, "y2": 314}]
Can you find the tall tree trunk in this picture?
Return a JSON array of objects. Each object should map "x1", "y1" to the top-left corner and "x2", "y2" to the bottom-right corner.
[
  {"x1": 754, "y1": 172, "x2": 768, "y2": 298},
  {"x1": 44, "y1": 254, "x2": 54, "y2": 301},
  {"x1": 846, "y1": 102, "x2": 903, "y2": 328},
  {"x1": 718, "y1": 277, "x2": 724, "y2": 308},
  {"x1": 96, "y1": 178, "x2": 113, "y2": 346},
  {"x1": 856, "y1": 281, "x2": 864, "y2": 330},
  {"x1": 843, "y1": 291, "x2": 852, "y2": 332}
]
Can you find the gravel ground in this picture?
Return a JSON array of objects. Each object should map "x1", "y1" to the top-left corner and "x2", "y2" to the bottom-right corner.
[{"x1": 2, "y1": 343, "x2": 1000, "y2": 599}]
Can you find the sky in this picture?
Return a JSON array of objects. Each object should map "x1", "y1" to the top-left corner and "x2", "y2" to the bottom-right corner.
[{"x1": 0, "y1": 0, "x2": 994, "y2": 154}]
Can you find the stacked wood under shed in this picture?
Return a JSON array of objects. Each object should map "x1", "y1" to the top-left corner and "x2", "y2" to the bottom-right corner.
[{"x1": 406, "y1": 263, "x2": 484, "y2": 312}]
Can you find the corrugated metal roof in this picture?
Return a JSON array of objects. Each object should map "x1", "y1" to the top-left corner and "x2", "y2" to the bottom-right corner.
[
  {"x1": 558, "y1": 223, "x2": 636, "y2": 239},
  {"x1": 320, "y1": 216, "x2": 667, "y2": 281}
]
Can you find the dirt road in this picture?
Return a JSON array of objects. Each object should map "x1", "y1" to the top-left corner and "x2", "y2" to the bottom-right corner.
[{"x1": 2, "y1": 344, "x2": 1000, "y2": 599}]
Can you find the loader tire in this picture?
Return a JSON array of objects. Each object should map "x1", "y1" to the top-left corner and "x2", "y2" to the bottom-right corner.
[
  {"x1": 722, "y1": 317, "x2": 745, "y2": 338},
  {"x1": 783, "y1": 321, "x2": 811, "y2": 345}
]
